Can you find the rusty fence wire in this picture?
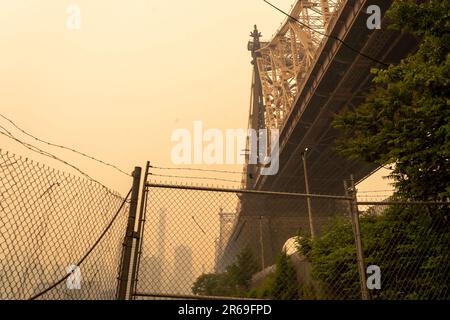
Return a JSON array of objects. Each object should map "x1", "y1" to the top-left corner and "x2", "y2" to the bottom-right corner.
[{"x1": 0, "y1": 149, "x2": 130, "y2": 300}]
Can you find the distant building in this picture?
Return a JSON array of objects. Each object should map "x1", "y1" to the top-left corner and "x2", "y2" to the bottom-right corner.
[
  {"x1": 157, "y1": 209, "x2": 167, "y2": 259},
  {"x1": 171, "y1": 245, "x2": 193, "y2": 294},
  {"x1": 138, "y1": 255, "x2": 163, "y2": 293}
]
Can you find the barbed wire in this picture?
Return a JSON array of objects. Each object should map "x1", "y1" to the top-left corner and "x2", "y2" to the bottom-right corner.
[
  {"x1": 0, "y1": 113, "x2": 131, "y2": 177},
  {"x1": 0, "y1": 129, "x2": 123, "y2": 199},
  {"x1": 150, "y1": 165, "x2": 243, "y2": 175},
  {"x1": 149, "y1": 173, "x2": 242, "y2": 184}
]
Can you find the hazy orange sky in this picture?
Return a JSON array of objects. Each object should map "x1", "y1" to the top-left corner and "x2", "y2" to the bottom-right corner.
[{"x1": 0, "y1": 0, "x2": 392, "y2": 196}]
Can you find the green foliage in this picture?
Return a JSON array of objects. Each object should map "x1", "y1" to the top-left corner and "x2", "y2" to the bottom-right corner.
[
  {"x1": 333, "y1": 0, "x2": 450, "y2": 200},
  {"x1": 307, "y1": 206, "x2": 449, "y2": 300},
  {"x1": 363, "y1": 205, "x2": 449, "y2": 300},
  {"x1": 192, "y1": 248, "x2": 260, "y2": 297},
  {"x1": 271, "y1": 252, "x2": 299, "y2": 300},
  {"x1": 247, "y1": 274, "x2": 276, "y2": 299},
  {"x1": 248, "y1": 252, "x2": 299, "y2": 300},
  {"x1": 226, "y1": 247, "x2": 260, "y2": 291},
  {"x1": 295, "y1": 229, "x2": 312, "y2": 257},
  {"x1": 298, "y1": 283, "x2": 317, "y2": 300},
  {"x1": 191, "y1": 273, "x2": 233, "y2": 297},
  {"x1": 329, "y1": 1, "x2": 450, "y2": 297},
  {"x1": 309, "y1": 217, "x2": 360, "y2": 299}
]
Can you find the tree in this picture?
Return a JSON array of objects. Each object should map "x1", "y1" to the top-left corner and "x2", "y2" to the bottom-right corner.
[
  {"x1": 295, "y1": 229, "x2": 312, "y2": 257},
  {"x1": 365, "y1": 205, "x2": 449, "y2": 300},
  {"x1": 247, "y1": 274, "x2": 276, "y2": 299},
  {"x1": 226, "y1": 247, "x2": 260, "y2": 291},
  {"x1": 327, "y1": 0, "x2": 450, "y2": 300},
  {"x1": 309, "y1": 217, "x2": 360, "y2": 299},
  {"x1": 247, "y1": 251, "x2": 299, "y2": 300},
  {"x1": 308, "y1": 206, "x2": 449, "y2": 300},
  {"x1": 192, "y1": 248, "x2": 260, "y2": 297},
  {"x1": 191, "y1": 273, "x2": 233, "y2": 297},
  {"x1": 270, "y1": 252, "x2": 299, "y2": 300},
  {"x1": 333, "y1": 0, "x2": 450, "y2": 200}
]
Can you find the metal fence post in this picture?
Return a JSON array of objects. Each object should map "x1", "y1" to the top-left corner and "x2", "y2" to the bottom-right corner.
[
  {"x1": 117, "y1": 166, "x2": 141, "y2": 300},
  {"x1": 259, "y1": 216, "x2": 265, "y2": 270},
  {"x1": 129, "y1": 161, "x2": 151, "y2": 298},
  {"x1": 349, "y1": 175, "x2": 370, "y2": 300}
]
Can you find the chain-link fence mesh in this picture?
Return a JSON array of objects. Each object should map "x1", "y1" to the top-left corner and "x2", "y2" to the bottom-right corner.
[
  {"x1": 132, "y1": 183, "x2": 449, "y2": 301},
  {"x1": 290, "y1": 197, "x2": 449, "y2": 300},
  {"x1": 356, "y1": 201, "x2": 449, "y2": 300},
  {"x1": 0, "y1": 149, "x2": 130, "y2": 300},
  {"x1": 2, "y1": 149, "x2": 448, "y2": 301},
  {"x1": 133, "y1": 183, "x2": 353, "y2": 300}
]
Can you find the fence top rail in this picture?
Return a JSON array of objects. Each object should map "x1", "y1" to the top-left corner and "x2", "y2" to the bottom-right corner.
[{"x1": 145, "y1": 182, "x2": 352, "y2": 200}]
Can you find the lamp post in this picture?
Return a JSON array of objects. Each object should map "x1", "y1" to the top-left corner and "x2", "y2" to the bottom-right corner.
[{"x1": 302, "y1": 148, "x2": 315, "y2": 239}]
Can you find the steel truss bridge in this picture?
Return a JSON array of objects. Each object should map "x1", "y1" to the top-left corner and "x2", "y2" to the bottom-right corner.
[{"x1": 217, "y1": 0, "x2": 417, "y2": 269}]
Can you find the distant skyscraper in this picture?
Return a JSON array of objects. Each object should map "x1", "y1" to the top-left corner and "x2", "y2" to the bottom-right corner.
[
  {"x1": 157, "y1": 209, "x2": 166, "y2": 260},
  {"x1": 172, "y1": 245, "x2": 193, "y2": 295},
  {"x1": 139, "y1": 255, "x2": 163, "y2": 293},
  {"x1": 137, "y1": 208, "x2": 167, "y2": 294}
]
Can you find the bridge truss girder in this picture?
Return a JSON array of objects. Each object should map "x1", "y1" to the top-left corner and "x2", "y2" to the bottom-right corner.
[{"x1": 256, "y1": 0, "x2": 343, "y2": 129}]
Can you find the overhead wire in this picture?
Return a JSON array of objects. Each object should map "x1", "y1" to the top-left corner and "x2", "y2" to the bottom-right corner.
[{"x1": 263, "y1": 0, "x2": 389, "y2": 67}]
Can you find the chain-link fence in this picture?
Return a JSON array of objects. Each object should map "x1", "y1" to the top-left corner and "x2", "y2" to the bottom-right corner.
[
  {"x1": 132, "y1": 182, "x2": 354, "y2": 300},
  {"x1": 2, "y1": 150, "x2": 448, "y2": 300},
  {"x1": 131, "y1": 181, "x2": 449, "y2": 301},
  {"x1": 0, "y1": 149, "x2": 130, "y2": 300},
  {"x1": 355, "y1": 201, "x2": 449, "y2": 300}
]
